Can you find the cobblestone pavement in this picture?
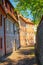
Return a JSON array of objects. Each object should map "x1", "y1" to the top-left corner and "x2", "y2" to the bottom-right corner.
[{"x1": 0, "y1": 47, "x2": 37, "y2": 65}]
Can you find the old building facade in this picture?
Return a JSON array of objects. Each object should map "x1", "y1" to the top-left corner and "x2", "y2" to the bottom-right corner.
[
  {"x1": 0, "y1": 0, "x2": 20, "y2": 57},
  {"x1": 18, "y1": 15, "x2": 26, "y2": 47},
  {"x1": 26, "y1": 21, "x2": 34, "y2": 46},
  {"x1": 0, "y1": 4, "x2": 6, "y2": 57},
  {"x1": 18, "y1": 15, "x2": 35, "y2": 47},
  {"x1": 0, "y1": 0, "x2": 35, "y2": 57}
]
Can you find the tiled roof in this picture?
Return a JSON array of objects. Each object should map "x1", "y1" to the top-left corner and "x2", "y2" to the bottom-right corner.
[
  {"x1": 5, "y1": 7, "x2": 17, "y2": 22},
  {"x1": 19, "y1": 15, "x2": 34, "y2": 25},
  {"x1": 0, "y1": 0, "x2": 18, "y2": 22}
]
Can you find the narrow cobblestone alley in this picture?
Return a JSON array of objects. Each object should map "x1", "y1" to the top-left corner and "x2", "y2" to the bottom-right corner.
[{"x1": 0, "y1": 47, "x2": 37, "y2": 65}]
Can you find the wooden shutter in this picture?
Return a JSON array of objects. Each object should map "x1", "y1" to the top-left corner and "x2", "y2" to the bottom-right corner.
[
  {"x1": 0, "y1": 37, "x2": 2, "y2": 49},
  {"x1": 0, "y1": 14, "x2": 2, "y2": 26}
]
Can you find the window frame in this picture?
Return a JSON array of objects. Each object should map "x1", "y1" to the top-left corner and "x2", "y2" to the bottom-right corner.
[
  {"x1": 6, "y1": 20, "x2": 9, "y2": 31},
  {"x1": 10, "y1": 22, "x2": 13, "y2": 33}
]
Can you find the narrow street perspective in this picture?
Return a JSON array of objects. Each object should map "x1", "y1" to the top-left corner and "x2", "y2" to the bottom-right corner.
[
  {"x1": 0, "y1": 46, "x2": 37, "y2": 65},
  {"x1": 0, "y1": 0, "x2": 43, "y2": 65}
]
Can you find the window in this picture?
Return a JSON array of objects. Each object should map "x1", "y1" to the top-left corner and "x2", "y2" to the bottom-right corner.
[
  {"x1": 26, "y1": 25, "x2": 29, "y2": 28},
  {"x1": 32, "y1": 26, "x2": 34, "y2": 29},
  {"x1": 20, "y1": 21, "x2": 25, "y2": 26},
  {"x1": 10, "y1": 23, "x2": 13, "y2": 32},
  {"x1": 13, "y1": 24, "x2": 15, "y2": 34},
  {"x1": 0, "y1": 14, "x2": 2, "y2": 26},
  {"x1": 6, "y1": 21, "x2": 9, "y2": 31},
  {"x1": 0, "y1": 38, "x2": 2, "y2": 49}
]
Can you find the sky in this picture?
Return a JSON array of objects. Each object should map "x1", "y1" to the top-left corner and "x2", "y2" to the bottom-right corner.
[
  {"x1": 10, "y1": 0, "x2": 33, "y2": 20},
  {"x1": 10, "y1": 0, "x2": 18, "y2": 7}
]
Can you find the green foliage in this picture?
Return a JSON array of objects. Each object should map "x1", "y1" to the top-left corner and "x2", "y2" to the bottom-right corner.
[{"x1": 14, "y1": 0, "x2": 43, "y2": 24}]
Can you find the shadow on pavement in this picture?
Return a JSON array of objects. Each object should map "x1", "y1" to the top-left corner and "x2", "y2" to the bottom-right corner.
[
  {"x1": 17, "y1": 49, "x2": 35, "y2": 55},
  {"x1": 0, "y1": 57, "x2": 37, "y2": 65},
  {"x1": 0, "y1": 58, "x2": 16, "y2": 65},
  {"x1": 0, "y1": 47, "x2": 37, "y2": 65},
  {"x1": 0, "y1": 52, "x2": 12, "y2": 63},
  {"x1": 16, "y1": 57, "x2": 37, "y2": 65}
]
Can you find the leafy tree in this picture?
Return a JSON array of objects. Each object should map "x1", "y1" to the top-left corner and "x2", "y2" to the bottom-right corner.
[{"x1": 14, "y1": 0, "x2": 43, "y2": 24}]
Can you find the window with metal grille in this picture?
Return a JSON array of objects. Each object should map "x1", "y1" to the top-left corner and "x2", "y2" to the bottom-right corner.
[
  {"x1": 0, "y1": 14, "x2": 2, "y2": 26},
  {"x1": 0, "y1": 38, "x2": 2, "y2": 49}
]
